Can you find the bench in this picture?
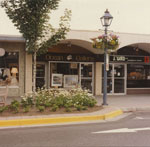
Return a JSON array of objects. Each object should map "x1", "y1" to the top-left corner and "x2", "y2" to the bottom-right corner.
[{"x1": 0, "y1": 85, "x2": 8, "y2": 106}]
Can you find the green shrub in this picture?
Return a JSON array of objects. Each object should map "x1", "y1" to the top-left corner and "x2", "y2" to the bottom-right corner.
[
  {"x1": 0, "y1": 106, "x2": 8, "y2": 113},
  {"x1": 82, "y1": 106, "x2": 88, "y2": 110},
  {"x1": 21, "y1": 96, "x2": 34, "y2": 109},
  {"x1": 75, "y1": 105, "x2": 82, "y2": 111},
  {"x1": 10, "y1": 100, "x2": 20, "y2": 113},
  {"x1": 65, "y1": 107, "x2": 71, "y2": 112},
  {"x1": 45, "y1": 101, "x2": 51, "y2": 108},
  {"x1": 51, "y1": 105, "x2": 58, "y2": 112},
  {"x1": 38, "y1": 106, "x2": 45, "y2": 112},
  {"x1": 20, "y1": 87, "x2": 97, "y2": 113},
  {"x1": 23, "y1": 106, "x2": 30, "y2": 113},
  {"x1": 88, "y1": 99, "x2": 97, "y2": 107}
]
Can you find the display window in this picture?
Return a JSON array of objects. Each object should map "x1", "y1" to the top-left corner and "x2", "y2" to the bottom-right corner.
[
  {"x1": 0, "y1": 51, "x2": 19, "y2": 87},
  {"x1": 50, "y1": 62, "x2": 79, "y2": 88},
  {"x1": 127, "y1": 64, "x2": 150, "y2": 88}
]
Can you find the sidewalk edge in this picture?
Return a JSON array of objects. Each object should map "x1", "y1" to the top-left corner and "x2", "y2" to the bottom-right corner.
[{"x1": 0, "y1": 109, "x2": 123, "y2": 127}]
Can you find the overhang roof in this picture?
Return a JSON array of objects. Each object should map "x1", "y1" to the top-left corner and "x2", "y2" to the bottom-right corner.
[{"x1": 0, "y1": 34, "x2": 25, "y2": 42}]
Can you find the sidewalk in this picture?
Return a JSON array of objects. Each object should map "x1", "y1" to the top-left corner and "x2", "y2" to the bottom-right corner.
[
  {"x1": 0, "y1": 94, "x2": 150, "y2": 128},
  {"x1": 96, "y1": 94, "x2": 150, "y2": 112}
]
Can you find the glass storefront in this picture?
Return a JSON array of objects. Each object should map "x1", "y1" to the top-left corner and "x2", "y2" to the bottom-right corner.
[
  {"x1": 36, "y1": 62, "x2": 94, "y2": 93},
  {"x1": 102, "y1": 62, "x2": 150, "y2": 94},
  {"x1": 0, "y1": 51, "x2": 19, "y2": 87},
  {"x1": 127, "y1": 64, "x2": 150, "y2": 88},
  {"x1": 80, "y1": 63, "x2": 93, "y2": 92}
]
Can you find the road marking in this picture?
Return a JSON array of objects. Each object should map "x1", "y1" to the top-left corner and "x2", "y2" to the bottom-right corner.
[
  {"x1": 92, "y1": 127, "x2": 150, "y2": 134},
  {"x1": 134, "y1": 117, "x2": 150, "y2": 120}
]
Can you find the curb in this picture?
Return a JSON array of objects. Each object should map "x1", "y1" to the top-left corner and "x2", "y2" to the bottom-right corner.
[{"x1": 0, "y1": 109, "x2": 123, "y2": 127}]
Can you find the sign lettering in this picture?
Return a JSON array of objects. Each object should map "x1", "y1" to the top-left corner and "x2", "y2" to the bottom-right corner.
[{"x1": 113, "y1": 56, "x2": 126, "y2": 61}]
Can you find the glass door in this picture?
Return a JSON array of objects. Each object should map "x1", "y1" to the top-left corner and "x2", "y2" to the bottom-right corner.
[
  {"x1": 80, "y1": 63, "x2": 94, "y2": 93},
  {"x1": 102, "y1": 64, "x2": 126, "y2": 94},
  {"x1": 114, "y1": 64, "x2": 126, "y2": 94},
  {"x1": 36, "y1": 63, "x2": 46, "y2": 88}
]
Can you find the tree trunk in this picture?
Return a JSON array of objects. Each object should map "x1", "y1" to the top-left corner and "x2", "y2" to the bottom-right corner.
[{"x1": 33, "y1": 51, "x2": 37, "y2": 94}]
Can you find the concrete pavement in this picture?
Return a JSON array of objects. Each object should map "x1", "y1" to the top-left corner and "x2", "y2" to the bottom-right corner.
[
  {"x1": 96, "y1": 94, "x2": 150, "y2": 112},
  {"x1": 0, "y1": 94, "x2": 150, "y2": 128}
]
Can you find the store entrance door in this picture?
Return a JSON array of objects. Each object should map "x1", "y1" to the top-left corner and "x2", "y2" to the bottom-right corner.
[
  {"x1": 102, "y1": 64, "x2": 126, "y2": 94},
  {"x1": 114, "y1": 64, "x2": 126, "y2": 94},
  {"x1": 80, "y1": 63, "x2": 94, "y2": 93}
]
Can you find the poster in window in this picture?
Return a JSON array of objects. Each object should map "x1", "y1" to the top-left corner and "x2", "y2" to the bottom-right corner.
[
  {"x1": 64, "y1": 75, "x2": 78, "y2": 88},
  {"x1": 70, "y1": 63, "x2": 77, "y2": 69},
  {"x1": 51, "y1": 74, "x2": 63, "y2": 87}
]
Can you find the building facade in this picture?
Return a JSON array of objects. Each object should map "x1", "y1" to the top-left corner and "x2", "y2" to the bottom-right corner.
[{"x1": 0, "y1": 30, "x2": 150, "y2": 96}]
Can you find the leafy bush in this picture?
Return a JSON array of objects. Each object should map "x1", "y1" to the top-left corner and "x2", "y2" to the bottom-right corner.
[
  {"x1": 21, "y1": 96, "x2": 34, "y2": 108},
  {"x1": 23, "y1": 106, "x2": 30, "y2": 113},
  {"x1": 75, "y1": 105, "x2": 82, "y2": 111},
  {"x1": 65, "y1": 107, "x2": 71, "y2": 112},
  {"x1": 0, "y1": 106, "x2": 8, "y2": 113},
  {"x1": 51, "y1": 105, "x2": 58, "y2": 112},
  {"x1": 10, "y1": 100, "x2": 20, "y2": 113},
  {"x1": 19, "y1": 87, "x2": 97, "y2": 113},
  {"x1": 38, "y1": 106, "x2": 45, "y2": 112},
  {"x1": 82, "y1": 106, "x2": 88, "y2": 110}
]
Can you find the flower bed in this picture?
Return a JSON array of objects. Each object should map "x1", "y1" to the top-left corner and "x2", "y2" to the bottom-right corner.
[{"x1": 0, "y1": 88, "x2": 99, "y2": 116}]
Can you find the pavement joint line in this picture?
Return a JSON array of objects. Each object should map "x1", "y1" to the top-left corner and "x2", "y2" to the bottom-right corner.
[{"x1": 0, "y1": 109, "x2": 123, "y2": 128}]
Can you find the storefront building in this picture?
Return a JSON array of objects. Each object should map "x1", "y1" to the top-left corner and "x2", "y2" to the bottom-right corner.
[
  {"x1": 0, "y1": 35, "x2": 32, "y2": 97},
  {"x1": 0, "y1": 30, "x2": 150, "y2": 96}
]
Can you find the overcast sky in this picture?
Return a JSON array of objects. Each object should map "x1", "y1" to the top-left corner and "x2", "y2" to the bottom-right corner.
[{"x1": 0, "y1": 0, "x2": 150, "y2": 35}]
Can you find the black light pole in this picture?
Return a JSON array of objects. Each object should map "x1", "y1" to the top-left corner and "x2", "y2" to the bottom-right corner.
[{"x1": 100, "y1": 9, "x2": 113, "y2": 105}]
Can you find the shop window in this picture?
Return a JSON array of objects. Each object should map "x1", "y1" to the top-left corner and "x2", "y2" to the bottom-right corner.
[
  {"x1": 127, "y1": 64, "x2": 150, "y2": 88},
  {"x1": 50, "y1": 63, "x2": 79, "y2": 88},
  {"x1": 0, "y1": 52, "x2": 19, "y2": 86}
]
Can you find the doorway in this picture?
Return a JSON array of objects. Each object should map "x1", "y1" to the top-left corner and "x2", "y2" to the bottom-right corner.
[{"x1": 102, "y1": 64, "x2": 126, "y2": 94}]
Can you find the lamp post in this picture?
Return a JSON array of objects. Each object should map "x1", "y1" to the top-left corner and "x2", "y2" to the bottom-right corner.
[{"x1": 100, "y1": 9, "x2": 113, "y2": 105}]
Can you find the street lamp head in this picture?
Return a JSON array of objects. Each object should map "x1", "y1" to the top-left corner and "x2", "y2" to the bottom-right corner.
[{"x1": 100, "y1": 9, "x2": 113, "y2": 27}]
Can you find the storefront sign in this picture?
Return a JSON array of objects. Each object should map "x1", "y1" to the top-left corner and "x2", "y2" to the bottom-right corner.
[
  {"x1": 144, "y1": 56, "x2": 150, "y2": 63},
  {"x1": 38, "y1": 53, "x2": 150, "y2": 63},
  {"x1": 38, "y1": 53, "x2": 96, "y2": 62},
  {"x1": 0, "y1": 48, "x2": 5, "y2": 56},
  {"x1": 110, "y1": 55, "x2": 150, "y2": 63},
  {"x1": 112, "y1": 55, "x2": 127, "y2": 62}
]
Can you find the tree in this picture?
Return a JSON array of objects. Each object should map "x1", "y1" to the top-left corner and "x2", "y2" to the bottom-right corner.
[{"x1": 1, "y1": 0, "x2": 71, "y2": 93}]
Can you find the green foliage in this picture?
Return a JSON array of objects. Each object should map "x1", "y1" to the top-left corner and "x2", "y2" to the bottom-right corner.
[
  {"x1": 0, "y1": 106, "x2": 8, "y2": 113},
  {"x1": 51, "y1": 105, "x2": 58, "y2": 112},
  {"x1": 82, "y1": 106, "x2": 88, "y2": 110},
  {"x1": 38, "y1": 105, "x2": 45, "y2": 112},
  {"x1": 21, "y1": 96, "x2": 34, "y2": 108},
  {"x1": 23, "y1": 106, "x2": 30, "y2": 113},
  {"x1": 10, "y1": 100, "x2": 20, "y2": 113},
  {"x1": 75, "y1": 105, "x2": 82, "y2": 111},
  {"x1": 19, "y1": 87, "x2": 97, "y2": 113},
  {"x1": 1, "y1": 0, "x2": 71, "y2": 53},
  {"x1": 88, "y1": 99, "x2": 97, "y2": 107},
  {"x1": 65, "y1": 107, "x2": 71, "y2": 112}
]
